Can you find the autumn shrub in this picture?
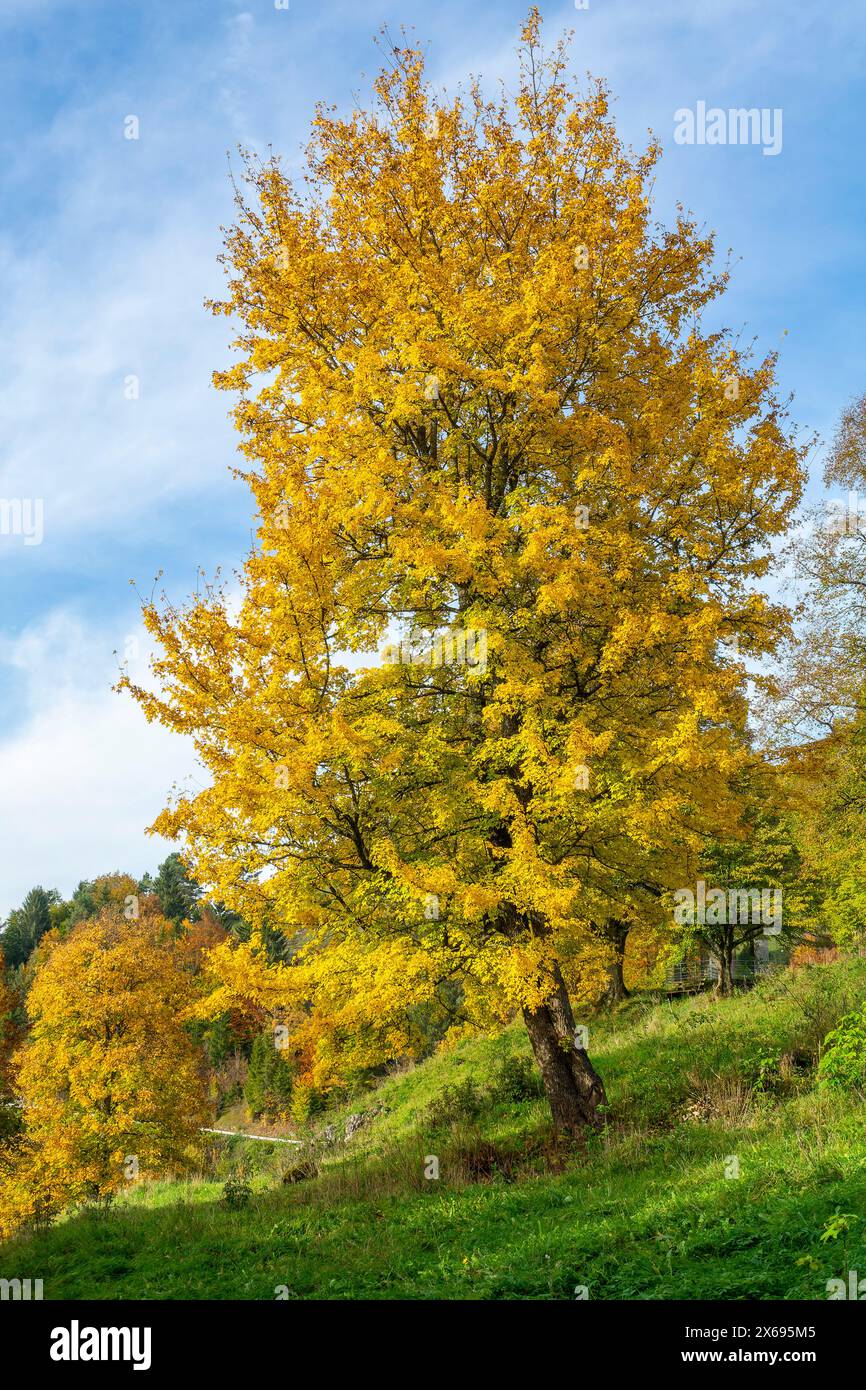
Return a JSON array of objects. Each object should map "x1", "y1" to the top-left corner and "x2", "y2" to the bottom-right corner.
[
  {"x1": 790, "y1": 945, "x2": 841, "y2": 970},
  {"x1": 289, "y1": 1080, "x2": 328, "y2": 1127},
  {"x1": 0, "y1": 907, "x2": 210, "y2": 1239}
]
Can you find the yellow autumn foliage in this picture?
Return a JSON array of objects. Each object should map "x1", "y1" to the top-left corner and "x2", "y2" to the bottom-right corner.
[
  {"x1": 0, "y1": 909, "x2": 209, "y2": 1240},
  {"x1": 120, "y1": 13, "x2": 804, "y2": 1104}
]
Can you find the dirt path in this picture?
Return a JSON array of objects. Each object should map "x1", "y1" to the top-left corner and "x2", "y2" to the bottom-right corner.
[{"x1": 201, "y1": 1127, "x2": 303, "y2": 1145}]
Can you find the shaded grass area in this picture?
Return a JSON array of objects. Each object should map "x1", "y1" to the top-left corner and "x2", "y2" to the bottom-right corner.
[{"x1": 3, "y1": 962, "x2": 866, "y2": 1300}]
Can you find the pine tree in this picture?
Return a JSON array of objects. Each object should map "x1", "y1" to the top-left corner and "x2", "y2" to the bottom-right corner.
[
  {"x1": 153, "y1": 854, "x2": 201, "y2": 927},
  {"x1": 0, "y1": 887, "x2": 54, "y2": 969}
]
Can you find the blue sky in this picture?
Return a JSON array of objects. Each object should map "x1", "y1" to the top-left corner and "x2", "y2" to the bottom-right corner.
[{"x1": 1, "y1": 0, "x2": 864, "y2": 916}]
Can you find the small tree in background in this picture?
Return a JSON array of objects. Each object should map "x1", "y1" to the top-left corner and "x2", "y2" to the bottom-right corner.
[
  {"x1": 0, "y1": 886, "x2": 56, "y2": 969},
  {"x1": 0, "y1": 903, "x2": 209, "y2": 1239},
  {"x1": 62, "y1": 873, "x2": 140, "y2": 931},
  {"x1": 244, "y1": 1031, "x2": 295, "y2": 1120},
  {"x1": 151, "y1": 852, "x2": 202, "y2": 928},
  {"x1": 0, "y1": 951, "x2": 22, "y2": 1146}
]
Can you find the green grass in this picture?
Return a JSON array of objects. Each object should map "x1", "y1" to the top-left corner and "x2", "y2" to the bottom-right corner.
[{"x1": 3, "y1": 961, "x2": 866, "y2": 1300}]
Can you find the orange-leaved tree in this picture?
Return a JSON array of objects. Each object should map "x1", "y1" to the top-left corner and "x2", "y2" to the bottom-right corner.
[
  {"x1": 0, "y1": 950, "x2": 21, "y2": 1132},
  {"x1": 122, "y1": 12, "x2": 804, "y2": 1132},
  {"x1": 0, "y1": 904, "x2": 209, "y2": 1237}
]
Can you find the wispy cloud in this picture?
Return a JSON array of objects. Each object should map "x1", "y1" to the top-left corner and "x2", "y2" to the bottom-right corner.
[
  {"x1": 2, "y1": 0, "x2": 866, "y2": 913},
  {"x1": 0, "y1": 608, "x2": 200, "y2": 916}
]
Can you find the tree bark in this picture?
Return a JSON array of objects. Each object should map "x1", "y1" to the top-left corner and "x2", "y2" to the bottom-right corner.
[
  {"x1": 600, "y1": 919, "x2": 630, "y2": 1006},
  {"x1": 714, "y1": 943, "x2": 735, "y2": 995},
  {"x1": 522, "y1": 962, "x2": 607, "y2": 1134}
]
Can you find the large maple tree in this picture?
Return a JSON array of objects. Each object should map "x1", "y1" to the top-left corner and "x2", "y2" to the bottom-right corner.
[{"x1": 124, "y1": 12, "x2": 804, "y2": 1131}]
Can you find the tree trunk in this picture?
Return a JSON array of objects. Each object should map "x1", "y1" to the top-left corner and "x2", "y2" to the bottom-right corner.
[
  {"x1": 604, "y1": 953, "x2": 628, "y2": 1005},
  {"x1": 522, "y1": 963, "x2": 607, "y2": 1134},
  {"x1": 715, "y1": 945, "x2": 735, "y2": 995},
  {"x1": 601, "y1": 919, "x2": 630, "y2": 1006}
]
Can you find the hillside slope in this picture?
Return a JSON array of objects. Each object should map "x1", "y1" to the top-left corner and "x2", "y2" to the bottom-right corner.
[{"x1": 3, "y1": 961, "x2": 866, "y2": 1300}]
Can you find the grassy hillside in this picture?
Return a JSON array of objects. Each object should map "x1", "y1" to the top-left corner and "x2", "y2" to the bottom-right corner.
[{"x1": 3, "y1": 960, "x2": 866, "y2": 1300}]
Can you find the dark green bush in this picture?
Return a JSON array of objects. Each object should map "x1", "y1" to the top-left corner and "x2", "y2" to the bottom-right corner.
[
  {"x1": 818, "y1": 1009, "x2": 866, "y2": 1090},
  {"x1": 424, "y1": 1078, "x2": 483, "y2": 1128},
  {"x1": 244, "y1": 1030, "x2": 295, "y2": 1119},
  {"x1": 221, "y1": 1173, "x2": 253, "y2": 1211},
  {"x1": 745, "y1": 1051, "x2": 784, "y2": 1095},
  {"x1": 491, "y1": 1054, "x2": 544, "y2": 1103}
]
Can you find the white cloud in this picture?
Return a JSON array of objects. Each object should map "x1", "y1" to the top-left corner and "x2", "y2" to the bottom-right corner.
[
  {"x1": 3, "y1": 0, "x2": 866, "y2": 919},
  {"x1": 0, "y1": 610, "x2": 200, "y2": 918}
]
